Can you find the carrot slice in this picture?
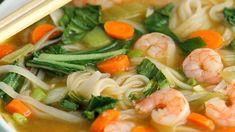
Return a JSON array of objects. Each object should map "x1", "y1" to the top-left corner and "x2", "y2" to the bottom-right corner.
[
  {"x1": 97, "y1": 54, "x2": 130, "y2": 74},
  {"x1": 5, "y1": 99, "x2": 32, "y2": 117},
  {"x1": 0, "y1": 43, "x2": 14, "y2": 58},
  {"x1": 104, "y1": 21, "x2": 134, "y2": 40},
  {"x1": 132, "y1": 126, "x2": 155, "y2": 132},
  {"x1": 90, "y1": 109, "x2": 120, "y2": 132},
  {"x1": 31, "y1": 24, "x2": 60, "y2": 44},
  {"x1": 217, "y1": 127, "x2": 235, "y2": 132},
  {"x1": 187, "y1": 112, "x2": 215, "y2": 130},
  {"x1": 189, "y1": 30, "x2": 223, "y2": 49}
]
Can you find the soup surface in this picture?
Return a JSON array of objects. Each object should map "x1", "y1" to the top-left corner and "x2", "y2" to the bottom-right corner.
[{"x1": 0, "y1": 0, "x2": 235, "y2": 132}]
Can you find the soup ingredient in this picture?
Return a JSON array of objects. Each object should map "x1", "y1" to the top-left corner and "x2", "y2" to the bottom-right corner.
[
  {"x1": 6, "y1": 99, "x2": 32, "y2": 117},
  {"x1": 30, "y1": 87, "x2": 47, "y2": 101},
  {"x1": 12, "y1": 113, "x2": 28, "y2": 125},
  {"x1": 134, "y1": 33, "x2": 176, "y2": 65},
  {"x1": 43, "y1": 88, "x2": 67, "y2": 104},
  {"x1": 179, "y1": 37, "x2": 206, "y2": 53},
  {"x1": 0, "y1": 82, "x2": 85, "y2": 122},
  {"x1": 127, "y1": 49, "x2": 144, "y2": 58},
  {"x1": 97, "y1": 54, "x2": 130, "y2": 74},
  {"x1": 217, "y1": 127, "x2": 235, "y2": 132},
  {"x1": 104, "y1": 21, "x2": 134, "y2": 40},
  {"x1": 228, "y1": 39, "x2": 235, "y2": 50},
  {"x1": 31, "y1": 24, "x2": 60, "y2": 44},
  {"x1": 101, "y1": 2, "x2": 147, "y2": 22},
  {"x1": 187, "y1": 112, "x2": 215, "y2": 130},
  {"x1": 0, "y1": 43, "x2": 14, "y2": 58},
  {"x1": 59, "y1": 5, "x2": 101, "y2": 44},
  {"x1": 183, "y1": 48, "x2": 223, "y2": 84},
  {"x1": 223, "y1": 7, "x2": 235, "y2": 26},
  {"x1": 83, "y1": 27, "x2": 112, "y2": 48},
  {"x1": 132, "y1": 126, "x2": 154, "y2": 132},
  {"x1": 189, "y1": 30, "x2": 223, "y2": 49},
  {"x1": 205, "y1": 82, "x2": 235, "y2": 126},
  {"x1": 104, "y1": 121, "x2": 135, "y2": 132},
  {"x1": 0, "y1": 72, "x2": 24, "y2": 103},
  {"x1": 0, "y1": 44, "x2": 34, "y2": 64},
  {"x1": 60, "y1": 99, "x2": 79, "y2": 111},
  {"x1": 27, "y1": 58, "x2": 86, "y2": 75},
  {"x1": 90, "y1": 109, "x2": 120, "y2": 132},
  {"x1": 135, "y1": 88, "x2": 190, "y2": 126},
  {"x1": 82, "y1": 96, "x2": 117, "y2": 120},
  {"x1": 144, "y1": 3, "x2": 180, "y2": 43}
]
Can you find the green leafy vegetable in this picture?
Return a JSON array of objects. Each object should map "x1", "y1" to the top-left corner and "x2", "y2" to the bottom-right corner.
[
  {"x1": 82, "y1": 96, "x2": 117, "y2": 120},
  {"x1": 0, "y1": 71, "x2": 24, "y2": 103},
  {"x1": 228, "y1": 39, "x2": 235, "y2": 50},
  {"x1": 82, "y1": 27, "x2": 112, "y2": 48},
  {"x1": 33, "y1": 44, "x2": 66, "y2": 57},
  {"x1": 224, "y1": 7, "x2": 235, "y2": 26},
  {"x1": 59, "y1": 5, "x2": 102, "y2": 44},
  {"x1": 127, "y1": 49, "x2": 144, "y2": 58},
  {"x1": 60, "y1": 99, "x2": 79, "y2": 111},
  {"x1": 144, "y1": 3, "x2": 180, "y2": 43},
  {"x1": 179, "y1": 37, "x2": 206, "y2": 53},
  {"x1": 129, "y1": 59, "x2": 168, "y2": 101}
]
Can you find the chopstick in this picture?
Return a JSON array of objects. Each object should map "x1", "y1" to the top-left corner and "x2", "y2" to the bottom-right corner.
[{"x1": 0, "y1": 0, "x2": 71, "y2": 43}]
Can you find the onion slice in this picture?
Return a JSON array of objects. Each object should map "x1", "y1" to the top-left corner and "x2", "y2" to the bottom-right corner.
[{"x1": 0, "y1": 82, "x2": 85, "y2": 123}]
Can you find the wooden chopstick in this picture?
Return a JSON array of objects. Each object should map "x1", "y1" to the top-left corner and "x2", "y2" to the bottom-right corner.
[{"x1": 0, "y1": 0, "x2": 71, "y2": 43}]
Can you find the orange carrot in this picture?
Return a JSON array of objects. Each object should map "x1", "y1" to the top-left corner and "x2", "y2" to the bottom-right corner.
[
  {"x1": 104, "y1": 21, "x2": 134, "y2": 40},
  {"x1": 187, "y1": 112, "x2": 215, "y2": 130},
  {"x1": 132, "y1": 126, "x2": 155, "y2": 132},
  {"x1": 97, "y1": 54, "x2": 130, "y2": 74},
  {"x1": 189, "y1": 30, "x2": 223, "y2": 49},
  {"x1": 5, "y1": 99, "x2": 32, "y2": 117},
  {"x1": 31, "y1": 24, "x2": 60, "y2": 44},
  {"x1": 0, "y1": 43, "x2": 14, "y2": 58},
  {"x1": 90, "y1": 109, "x2": 120, "y2": 132},
  {"x1": 217, "y1": 127, "x2": 235, "y2": 132}
]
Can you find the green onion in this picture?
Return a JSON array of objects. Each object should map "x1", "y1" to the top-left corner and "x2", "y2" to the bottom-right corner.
[
  {"x1": 82, "y1": 27, "x2": 112, "y2": 48},
  {"x1": 60, "y1": 99, "x2": 79, "y2": 111},
  {"x1": 127, "y1": 49, "x2": 144, "y2": 58},
  {"x1": 12, "y1": 113, "x2": 28, "y2": 125},
  {"x1": 30, "y1": 87, "x2": 47, "y2": 101}
]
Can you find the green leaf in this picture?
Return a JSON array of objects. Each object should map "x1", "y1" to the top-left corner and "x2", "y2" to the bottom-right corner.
[
  {"x1": 224, "y1": 7, "x2": 235, "y2": 26},
  {"x1": 60, "y1": 99, "x2": 79, "y2": 111},
  {"x1": 82, "y1": 96, "x2": 117, "y2": 120},
  {"x1": 144, "y1": 3, "x2": 180, "y2": 43},
  {"x1": 179, "y1": 37, "x2": 206, "y2": 53},
  {"x1": 59, "y1": 5, "x2": 102, "y2": 44}
]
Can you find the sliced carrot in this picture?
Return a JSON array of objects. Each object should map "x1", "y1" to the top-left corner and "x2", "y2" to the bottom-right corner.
[
  {"x1": 0, "y1": 43, "x2": 14, "y2": 58},
  {"x1": 90, "y1": 109, "x2": 120, "y2": 132},
  {"x1": 104, "y1": 21, "x2": 134, "y2": 40},
  {"x1": 187, "y1": 112, "x2": 215, "y2": 130},
  {"x1": 132, "y1": 126, "x2": 155, "y2": 132},
  {"x1": 5, "y1": 99, "x2": 32, "y2": 117},
  {"x1": 217, "y1": 127, "x2": 235, "y2": 132},
  {"x1": 31, "y1": 24, "x2": 60, "y2": 44},
  {"x1": 97, "y1": 54, "x2": 130, "y2": 74},
  {"x1": 189, "y1": 30, "x2": 223, "y2": 49}
]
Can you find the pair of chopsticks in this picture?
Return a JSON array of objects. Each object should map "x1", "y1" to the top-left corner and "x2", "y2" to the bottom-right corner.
[{"x1": 0, "y1": 0, "x2": 71, "y2": 43}]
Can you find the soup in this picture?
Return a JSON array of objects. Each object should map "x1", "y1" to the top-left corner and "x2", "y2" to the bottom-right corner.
[{"x1": 0, "y1": 0, "x2": 235, "y2": 132}]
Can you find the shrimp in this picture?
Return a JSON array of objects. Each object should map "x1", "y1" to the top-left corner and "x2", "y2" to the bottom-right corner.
[
  {"x1": 135, "y1": 88, "x2": 190, "y2": 126},
  {"x1": 205, "y1": 82, "x2": 235, "y2": 126},
  {"x1": 104, "y1": 121, "x2": 135, "y2": 132},
  {"x1": 134, "y1": 32, "x2": 176, "y2": 66},
  {"x1": 183, "y1": 48, "x2": 223, "y2": 84}
]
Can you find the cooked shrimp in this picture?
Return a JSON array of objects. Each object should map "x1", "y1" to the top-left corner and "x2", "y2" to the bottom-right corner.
[
  {"x1": 135, "y1": 88, "x2": 190, "y2": 126},
  {"x1": 205, "y1": 82, "x2": 235, "y2": 126},
  {"x1": 134, "y1": 32, "x2": 176, "y2": 66},
  {"x1": 183, "y1": 48, "x2": 223, "y2": 84},
  {"x1": 104, "y1": 121, "x2": 135, "y2": 132}
]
